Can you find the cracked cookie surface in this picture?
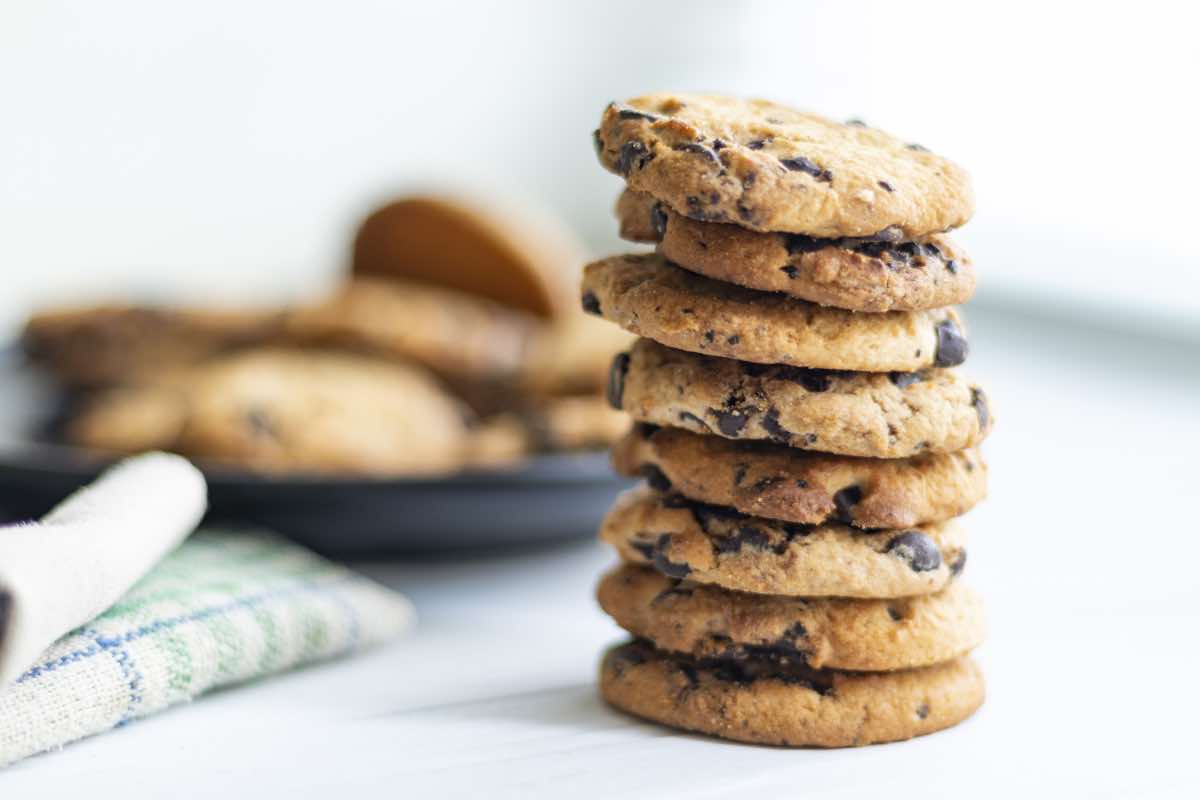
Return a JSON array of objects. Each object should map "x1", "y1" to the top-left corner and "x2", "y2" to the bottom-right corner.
[
  {"x1": 582, "y1": 254, "x2": 968, "y2": 372},
  {"x1": 598, "y1": 565, "x2": 985, "y2": 671},
  {"x1": 595, "y1": 93, "x2": 974, "y2": 238},
  {"x1": 610, "y1": 338, "x2": 991, "y2": 459},
  {"x1": 612, "y1": 424, "x2": 986, "y2": 528},
  {"x1": 616, "y1": 190, "x2": 975, "y2": 312},
  {"x1": 600, "y1": 640, "x2": 984, "y2": 747},
  {"x1": 600, "y1": 486, "x2": 967, "y2": 598}
]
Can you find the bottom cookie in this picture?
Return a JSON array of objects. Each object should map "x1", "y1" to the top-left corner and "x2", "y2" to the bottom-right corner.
[{"x1": 600, "y1": 640, "x2": 983, "y2": 747}]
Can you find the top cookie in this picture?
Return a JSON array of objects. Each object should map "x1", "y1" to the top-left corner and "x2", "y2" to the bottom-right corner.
[{"x1": 595, "y1": 93, "x2": 974, "y2": 238}]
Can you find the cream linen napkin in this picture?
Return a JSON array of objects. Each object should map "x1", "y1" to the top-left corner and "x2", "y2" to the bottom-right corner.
[{"x1": 0, "y1": 452, "x2": 206, "y2": 687}]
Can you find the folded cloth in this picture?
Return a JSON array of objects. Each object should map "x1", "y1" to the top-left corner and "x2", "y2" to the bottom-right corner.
[
  {"x1": 0, "y1": 529, "x2": 414, "y2": 767},
  {"x1": 0, "y1": 452, "x2": 207, "y2": 687}
]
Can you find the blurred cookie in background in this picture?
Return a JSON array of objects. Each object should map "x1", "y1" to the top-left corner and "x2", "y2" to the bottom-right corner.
[
  {"x1": 519, "y1": 311, "x2": 634, "y2": 399},
  {"x1": 71, "y1": 348, "x2": 471, "y2": 475},
  {"x1": 21, "y1": 305, "x2": 283, "y2": 387},
  {"x1": 281, "y1": 276, "x2": 539, "y2": 401},
  {"x1": 352, "y1": 194, "x2": 582, "y2": 320},
  {"x1": 25, "y1": 190, "x2": 630, "y2": 477}
]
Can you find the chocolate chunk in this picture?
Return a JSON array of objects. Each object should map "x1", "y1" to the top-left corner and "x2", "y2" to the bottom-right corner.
[
  {"x1": 780, "y1": 265, "x2": 799, "y2": 279},
  {"x1": 923, "y1": 242, "x2": 942, "y2": 258},
  {"x1": 733, "y1": 464, "x2": 748, "y2": 485},
  {"x1": 916, "y1": 703, "x2": 930, "y2": 720},
  {"x1": 833, "y1": 486, "x2": 864, "y2": 523},
  {"x1": 703, "y1": 330, "x2": 716, "y2": 344},
  {"x1": 634, "y1": 422, "x2": 660, "y2": 439},
  {"x1": 790, "y1": 368, "x2": 832, "y2": 393},
  {"x1": 752, "y1": 476, "x2": 781, "y2": 492},
  {"x1": 740, "y1": 361, "x2": 770, "y2": 378},
  {"x1": 591, "y1": 128, "x2": 603, "y2": 156},
  {"x1": 245, "y1": 407, "x2": 276, "y2": 439},
  {"x1": 650, "y1": 203, "x2": 668, "y2": 238},
  {"x1": 715, "y1": 525, "x2": 770, "y2": 554},
  {"x1": 779, "y1": 523, "x2": 814, "y2": 550},
  {"x1": 678, "y1": 411, "x2": 712, "y2": 432},
  {"x1": 661, "y1": 493, "x2": 692, "y2": 510},
  {"x1": 652, "y1": 580, "x2": 693, "y2": 603},
  {"x1": 878, "y1": 180, "x2": 895, "y2": 192},
  {"x1": 856, "y1": 241, "x2": 890, "y2": 259},
  {"x1": 672, "y1": 142, "x2": 718, "y2": 163},
  {"x1": 581, "y1": 290, "x2": 601, "y2": 316},
  {"x1": 971, "y1": 388, "x2": 989, "y2": 430},
  {"x1": 629, "y1": 537, "x2": 656, "y2": 561},
  {"x1": 726, "y1": 334, "x2": 740, "y2": 345},
  {"x1": 783, "y1": 233, "x2": 825, "y2": 254},
  {"x1": 610, "y1": 641, "x2": 648, "y2": 673},
  {"x1": 616, "y1": 106, "x2": 660, "y2": 121},
  {"x1": 887, "y1": 606, "x2": 903, "y2": 622},
  {"x1": 761, "y1": 408, "x2": 792, "y2": 444},
  {"x1": 906, "y1": 143, "x2": 929, "y2": 152},
  {"x1": 780, "y1": 156, "x2": 833, "y2": 182},
  {"x1": 896, "y1": 241, "x2": 922, "y2": 262},
  {"x1": 678, "y1": 662, "x2": 701, "y2": 686},
  {"x1": 889, "y1": 371, "x2": 924, "y2": 389},
  {"x1": 641, "y1": 465, "x2": 672, "y2": 492},
  {"x1": 712, "y1": 138, "x2": 727, "y2": 151},
  {"x1": 782, "y1": 621, "x2": 808, "y2": 641},
  {"x1": 949, "y1": 550, "x2": 967, "y2": 576},
  {"x1": 683, "y1": 498, "x2": 742, "y2": 533},
  {"x1": 845, "y1": 118, "x2": 867, "y2": 127},
  {"x1": 886, "y1": 531, "x2": 943, "y2": 572},
  {"x1": 652, "y1": 542, "x2": 693, "y2": 579},
  {"x1": 745, "y1": 138, "x2": 770, "y2": 150},
  {"x1": 945, "y1": 259, "x2": 959, "y2": 274},
  {"x1": 713, "y1": 409, "x2": 749, "y2": 437},
  {"x1": 933, "y1": 319, "x2": 968, "y2": 367},
  {"x1": 617, "y1": 140, "x2": 651, "y2": 175},
  {"x1": 606, "y1": 352, "x2": 630, "y2": 410}
]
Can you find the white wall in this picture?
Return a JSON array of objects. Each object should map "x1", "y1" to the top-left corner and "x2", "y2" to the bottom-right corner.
[{"x1": 2, "y1": 1, "x2": 1196, "y2": 336}]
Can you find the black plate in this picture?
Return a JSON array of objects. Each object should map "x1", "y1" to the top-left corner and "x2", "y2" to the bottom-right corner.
[{"x1": 0, "y1": 352, "x2": 633, "y2": 556}]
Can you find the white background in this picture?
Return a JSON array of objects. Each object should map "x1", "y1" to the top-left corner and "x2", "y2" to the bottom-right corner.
[{"x1": 2, "y1": 0, "x2": 1198, "y2": 336}]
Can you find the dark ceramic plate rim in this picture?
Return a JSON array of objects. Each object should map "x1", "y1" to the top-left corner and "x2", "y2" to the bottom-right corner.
[{"x1": 0, "y1": 438, "x2": 615, "y2": 489}]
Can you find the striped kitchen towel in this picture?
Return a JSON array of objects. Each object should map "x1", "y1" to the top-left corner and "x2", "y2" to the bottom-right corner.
[{"x1": 0, "y1": 529, "x2": 414, "y2": 767}]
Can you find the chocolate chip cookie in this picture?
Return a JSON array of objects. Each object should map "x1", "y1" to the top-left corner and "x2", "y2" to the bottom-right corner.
[
  {"x1": 581, "y1": 254, "x2": 968, "y2": 371},
  {"x1": 600, "y1": 640, "x2": 984, "y2": 747},
  {"x1": 72, "y1": 349, "x2": 471, "y2": 476},
  {"x1": 611, "y1": 338, "x2": 990, "y2": 459},
  {"x1": 616, "y1": 190, "x2": 975, "y2": 312},
  {"x1": 595, "y1": 93, "x2": 974, "y2": 238},
  {"x1": 611, "y1": 425, "x2": 986, "y2": 529},
  {"x1": 600, "y1": 486, "x2": 967, "y2": 598},
  {"x1": 598, "y1": 565, "x2": 985, "y2": 671},
  {"x1": 22, "y1": 304, "x2": 283, "y2": 387},
  {"x1": 283, "y1": 277, "x2": 538, "y2": 383},
  {"x1": 351, "y1": 194, "x2": 583, "y2": 320}
]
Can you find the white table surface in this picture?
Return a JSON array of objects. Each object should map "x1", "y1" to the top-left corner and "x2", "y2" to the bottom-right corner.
[{"x1": 5, "y1": 307, "x2": 1200, "y2": 798}]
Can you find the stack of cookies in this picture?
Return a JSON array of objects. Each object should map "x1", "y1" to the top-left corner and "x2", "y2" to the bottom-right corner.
[{"x1": 584, "y1": 93, "x2": 993, "y2": 747}]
